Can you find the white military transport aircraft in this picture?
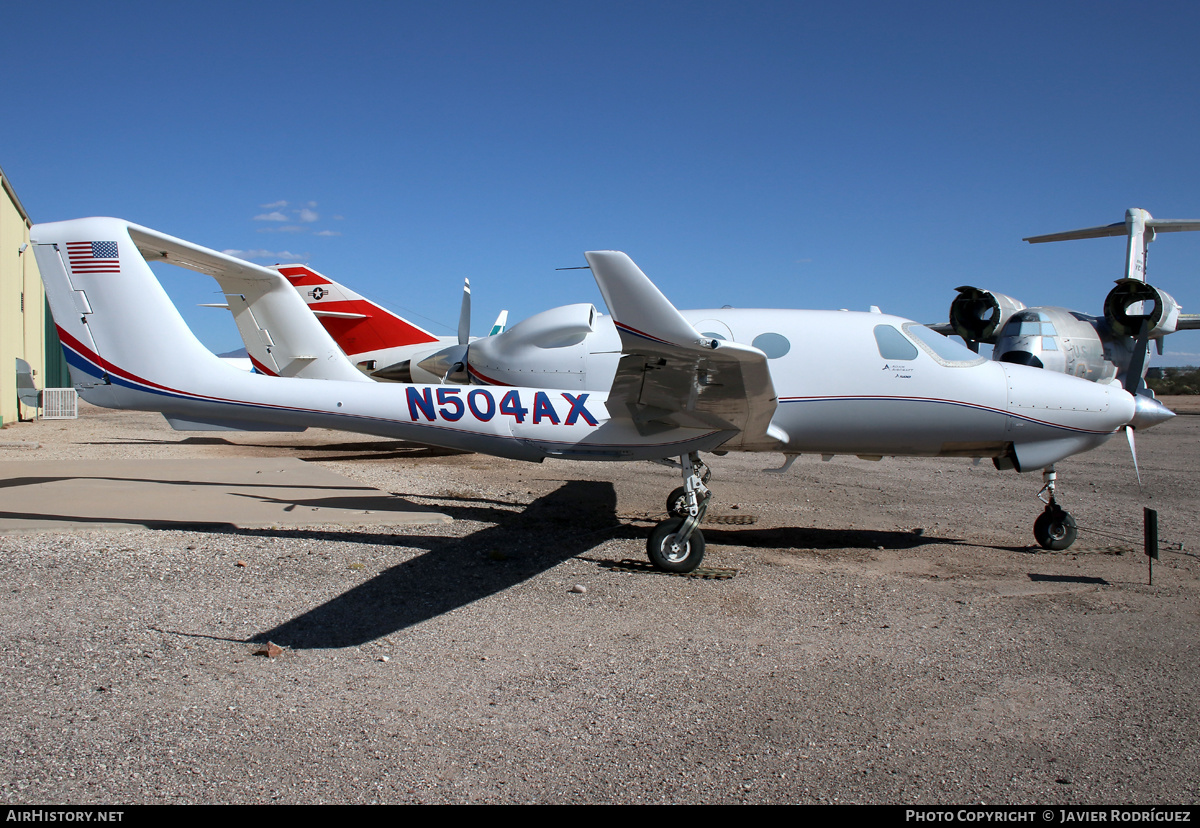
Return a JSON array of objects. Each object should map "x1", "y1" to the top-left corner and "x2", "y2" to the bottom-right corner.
[
  {"x1": 938, "y1": 209, "x2": 1200, "y2": 391},
  {"x1": 32, "y1": 217, "x2": 1172, "y2": 571}
]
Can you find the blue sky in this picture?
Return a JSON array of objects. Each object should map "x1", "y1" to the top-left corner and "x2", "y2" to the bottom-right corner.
[{"x1": 6, "y1": 1, "x2": 1200, "y2": 362}]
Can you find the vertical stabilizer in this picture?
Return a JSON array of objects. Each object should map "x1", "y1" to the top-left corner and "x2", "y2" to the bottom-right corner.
[{"x1": 274, "y1": 265, "x2": 442, "y2": 357}]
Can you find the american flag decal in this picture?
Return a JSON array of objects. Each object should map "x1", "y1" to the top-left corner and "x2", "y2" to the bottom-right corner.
[{"x1": 66, "y1": 241, "x2": 121, "y2": 273}]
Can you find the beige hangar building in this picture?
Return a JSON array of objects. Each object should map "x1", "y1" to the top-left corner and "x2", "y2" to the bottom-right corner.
[{"x1": 0, "y1": 163, "x2": 69, "y2": 427}]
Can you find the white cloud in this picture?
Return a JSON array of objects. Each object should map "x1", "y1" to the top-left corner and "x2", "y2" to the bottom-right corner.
[
  {"x1": 315, "y1": 229, "x2": 341, "y2": 237},
  {"x1": 260, "y1": 200, "x2": 289, "y2": 209},
  {"x1": 257, "y1": 225, "x2": 307, "y2": 234},
  {"x1": 297, "y1": 208, "x2": 319, "y2": 223},
  {"x1": 222, "y1": 248, "x2": 307, "y2": 261},
  {"x1": 254, "y1": 211, "x2": 289, "y2": 222}
]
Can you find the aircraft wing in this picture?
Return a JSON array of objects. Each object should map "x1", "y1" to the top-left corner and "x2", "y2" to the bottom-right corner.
[
  {"x1": 584, "y1": 251, "x2": 783, "y2": 450},
  {"x1": 127, "y1": 224, "x2": 368, "y2": 382}
]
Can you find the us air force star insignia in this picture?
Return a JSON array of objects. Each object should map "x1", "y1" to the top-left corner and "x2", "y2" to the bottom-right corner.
[{"x1": 309, "y1": 287, "x2": 326, "y2": 300}]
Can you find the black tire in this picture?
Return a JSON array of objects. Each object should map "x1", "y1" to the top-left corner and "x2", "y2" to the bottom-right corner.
[
  {"x1": 666, "y1": 486, "x2": 689, "y2": 518},
  {"x1": 1034, "y1": 508, "x2": 1078, "y2": 551},
  {"x1": 647, "y1": 518, "x2": 706, "y2": 573}
]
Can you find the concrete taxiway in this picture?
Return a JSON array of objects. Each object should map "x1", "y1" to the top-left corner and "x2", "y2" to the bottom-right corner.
[{"x1": 0, "y1": 456, "x2": 448, "y2": 533}]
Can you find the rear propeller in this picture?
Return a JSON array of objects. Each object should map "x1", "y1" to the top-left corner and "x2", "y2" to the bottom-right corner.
[
  {"x1": 458, "y1": 278, "x2": 471, "y2": 348},
  {"x1": 415, "y1": 279, "x2": 472, "y2": 381}
]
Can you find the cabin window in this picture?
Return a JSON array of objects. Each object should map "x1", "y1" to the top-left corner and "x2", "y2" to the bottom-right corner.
[
  {"x1": 873, "y1": 325, "x2": 918, "y2": 360},
  {"x1": 752, "y1": 332, "x2": 791, "y2": 359}
]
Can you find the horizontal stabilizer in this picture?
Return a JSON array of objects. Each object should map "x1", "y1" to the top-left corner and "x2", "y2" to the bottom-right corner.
[
  {"x1": 126, "y1": 224, "x2": 368, "y2": 382},
  {"x1": 1025, "y1": 216, "x2": 1200, "y2": 244},
  {"x1": 16, "y1": 358, "x2": 41, "y2": 408},
  {"x1": 311, "y1": 309, "x2": 368, "y2": 320}
]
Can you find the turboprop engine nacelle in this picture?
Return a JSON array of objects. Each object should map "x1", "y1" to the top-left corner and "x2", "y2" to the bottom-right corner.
[
  {"x1": 466, "y1": 303, "x2": 618, "y2": 390},
  {"x1": 949, "y1": 286, "x2": 1026, "y2": 346},
  {"x1": 1103, "y1": 279, "x2": 1181, "y2": 339}
]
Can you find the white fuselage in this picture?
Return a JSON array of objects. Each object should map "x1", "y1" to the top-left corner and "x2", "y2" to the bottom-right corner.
[{"x1": 466, "y1": 307, "x2": 1132, "y2": 470}]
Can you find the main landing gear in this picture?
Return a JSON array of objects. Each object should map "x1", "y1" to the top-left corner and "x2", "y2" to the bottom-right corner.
[
  {"x1": 1033, "y1": 465, "x2": 1078, "y2": 551},
  {"x1": 648, "y1": 452, "x2": 711, "y2": 573}
]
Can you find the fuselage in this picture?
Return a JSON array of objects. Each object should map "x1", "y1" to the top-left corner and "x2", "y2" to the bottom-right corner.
[{"x1": 467, "y1": 306, "x2": 1135, "y2": 470}]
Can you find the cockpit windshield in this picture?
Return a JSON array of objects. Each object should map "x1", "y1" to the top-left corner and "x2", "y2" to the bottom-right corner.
[{"x1": 903, "y1": 323, "x2": 988, "y2": 367}]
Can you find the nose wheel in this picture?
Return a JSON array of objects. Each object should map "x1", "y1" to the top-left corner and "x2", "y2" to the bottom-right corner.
[
  {"x1": 649, "y1": 453, "x2": 710, "y2": 572},
  {"x1": 1033, "y1": 466, "x2": 1077, "y2": 551}
]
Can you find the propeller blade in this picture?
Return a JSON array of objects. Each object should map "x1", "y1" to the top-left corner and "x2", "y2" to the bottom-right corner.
[
  {"x1": 458, "y1": 278, "x2": 471, "y2": 346},
  {"x1": 1126, "y1": 425, "x2": 1142, "y2": 486},
  {"x1": 1123, "y1": 318, "x2": 1151, "y2": 394}
]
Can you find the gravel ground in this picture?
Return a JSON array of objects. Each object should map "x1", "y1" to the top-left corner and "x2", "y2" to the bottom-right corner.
[{"x1": 0, "y1": 401, "x2": 1197, "y2": 804}]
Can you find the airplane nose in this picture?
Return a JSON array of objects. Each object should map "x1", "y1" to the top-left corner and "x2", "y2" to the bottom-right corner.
[
  {"x1": 1000, "y1": 364, "x2": 1136, "y2": 471},
  {"x1": 1130, "y1": 394, "x2": 1175, "y2": 430},
  {"x1": 1003, "y1": 364, "x2": 1134, "y2": 430}
]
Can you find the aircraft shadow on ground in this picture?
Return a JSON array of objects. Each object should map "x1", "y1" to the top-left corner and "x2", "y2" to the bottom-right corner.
[
  {"x1": 82, "y1": 437, "x2": 466, "y2": 459},
  {"x1": 249, "y1": 479, "x2": 618, "y2": 649},
  {"x1": 1027, "y1": 573, "x2": 1109, "y2": 585},
  {"x1": 0, "y1": 475, "x2": 377, "y2": 493},
  {"x1": 699, "y1": 525, "x2": 961, "y2": 551}
]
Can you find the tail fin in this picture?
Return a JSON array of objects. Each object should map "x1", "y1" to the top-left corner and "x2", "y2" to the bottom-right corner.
[
  {"x1": 489, "y1": 310, "x2": 509, "y2": 336},
  {"x1": 31, "y1": 217, "x2": 366, "y2": 408},
  {"x1": 272, "y1": 264, "x2": 442, "y2": 357}
]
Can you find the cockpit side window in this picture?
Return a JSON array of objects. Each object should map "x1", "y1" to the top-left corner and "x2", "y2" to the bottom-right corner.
[
  {"x1": 874, "y1": 325, "x2": 918, "y2": 360},
  {"x1": 1003, "y1": 312, "x2": 1057, "y2": 338}
]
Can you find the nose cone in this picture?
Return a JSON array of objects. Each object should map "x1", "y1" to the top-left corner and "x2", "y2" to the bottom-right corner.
[
  {"x1": 1130, "y1": 394, "x2": 1176, "y2": 431},
  {"x1": 416, "y1": 343, "x2": 468, "y2": 379},
  {"x1": 1003, "y1": 364, "x2": 1135, "y2": 433},
  {"x1": 1000, "y1": 364, "x2": 1137, "y2": 471}
]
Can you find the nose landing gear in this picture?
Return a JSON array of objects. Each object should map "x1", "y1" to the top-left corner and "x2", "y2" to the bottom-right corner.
[
  {"x1": 648, "y1": 452, "x2": 710, "y2": 572},
  {"x1": 1033, "y1": 465, "x2": 1078, "y2": 551}
]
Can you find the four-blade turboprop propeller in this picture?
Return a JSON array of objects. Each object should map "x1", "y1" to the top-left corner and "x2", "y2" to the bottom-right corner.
[{"x1": 33, "y1": 216, "x2": 1168, "y2": 570}]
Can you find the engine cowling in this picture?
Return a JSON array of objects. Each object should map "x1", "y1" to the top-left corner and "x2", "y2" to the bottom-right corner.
[
  {"x1": 465, "y1": 303, "x2": 618, "y2": 390},
  {"x1": 1103, "y1": 279, "x2": 1181, "y2": 338},
  {"x1": 949, "y1": 286, "x2": 1026, "y2": 345}
]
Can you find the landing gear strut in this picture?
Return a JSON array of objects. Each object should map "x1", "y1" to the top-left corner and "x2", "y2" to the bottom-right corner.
[
  {"x1": 648, "y1": 452, "x2": 710, "y2": 572},
  {"x1": 1033, "y1": 465, "x2": 1078, "y2": 551}
]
